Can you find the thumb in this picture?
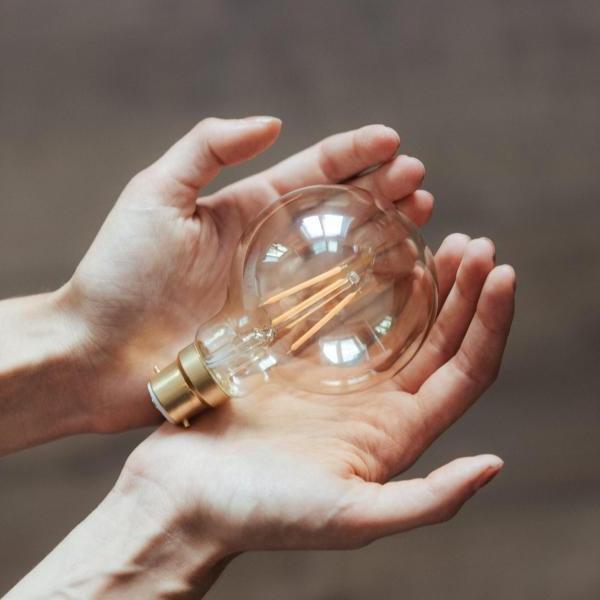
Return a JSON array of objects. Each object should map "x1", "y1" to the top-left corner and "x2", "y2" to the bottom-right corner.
[
  {"x1": 131, "y1": 116, "x2": 282, "y2": 210},
  {"x1": 346, "y1": 454, "x2": 503, "y2": 544}
]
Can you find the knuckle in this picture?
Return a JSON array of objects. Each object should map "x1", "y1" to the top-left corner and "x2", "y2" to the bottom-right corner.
[
  {"x1": 128, "y1": 168, "x2": 150, "y2": 187},
  {"x1": 434, "y1": 502, "x2": 461, "y2": 524},
  {"x1": 410, "y1": 394, "x2": 436, "y2": 453},
  {"x1": 454, "y1": 347, "x2": 484, "y2": 388},
  {"x1": 194, "y1": 116, "x2": 221, "y2": 136},
  {"x1": 199, "y1": 116, "x2": 219, "y2": 128},
  {"x1": 318, "y1": 140, "x2": 343, "y2": 181},
  {"x1": 352, "y1": 129, "x2": 369, "y2": 163},
  {"x1": 127, "y1": 165, "x2": 167, "y2": 197}
]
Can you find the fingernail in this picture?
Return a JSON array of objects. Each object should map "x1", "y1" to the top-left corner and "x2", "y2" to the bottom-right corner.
[
  {"x1": 499, "y1": 264, "x2": 517, "y2": 291},
  {"x1": 244, "y1": 115, "x2": 281, "y2": 125},
  {"x1": 480, "y1": 237, "x2": 496, "y2": 261},
  {"x1": 475, "y1": 462, "x2": 503, "y2": 490},
  {"x1": 509, "y1": 266, "x2": 517, "y2": 291},
  {"x1": 379, "y1": 125, "x2": 401, "y2": 143}
]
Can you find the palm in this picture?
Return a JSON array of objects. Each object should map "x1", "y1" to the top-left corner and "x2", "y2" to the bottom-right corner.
[
  {"x1": 73, "y1": 197, "x2": 234, "y2": 356},
  {"x1": 130, "y1": 224, "x2": 514, "y2": 551},
  {"x1": 68, "y1": 118, "x2": 439, "y2": 431},
  {"x1": 80, "y1": 117, "x2": 515, "y2": 550},
  {"x1": 135, "y1": 275, "x2": 511, "y2": 551}
]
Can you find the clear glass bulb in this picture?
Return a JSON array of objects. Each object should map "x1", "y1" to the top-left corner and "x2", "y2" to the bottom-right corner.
[{"x1": 196, "y1": 184, "x2": 438, "y2": 398}]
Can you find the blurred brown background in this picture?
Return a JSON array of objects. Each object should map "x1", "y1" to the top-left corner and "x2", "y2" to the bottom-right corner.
[{"x1": 1, "y1": 1, "x2": 599, "y2": 598}]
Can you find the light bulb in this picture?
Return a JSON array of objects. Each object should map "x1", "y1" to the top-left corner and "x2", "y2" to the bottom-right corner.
[{"x1": 149, "y1": 184, "x2": 438, "y2": 426}]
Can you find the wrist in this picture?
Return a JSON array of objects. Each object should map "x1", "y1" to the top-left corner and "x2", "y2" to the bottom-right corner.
[
  {"x1": 0, "y1": 287, "x2": 97, "y2": 453},
  {"x1": 7, "y1": 469, "x2": 232, "y2": 600},
  {"x1": 58, "y1": 278, "x2": 164, "y2": 433},
  {"x1": 97, "y1": 476, "x2": 232, "y2": 598}
]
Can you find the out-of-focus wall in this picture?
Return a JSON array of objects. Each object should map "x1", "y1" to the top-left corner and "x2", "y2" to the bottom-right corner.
[{"x1": 1, "y1": 1, "x2": 599, "y2": 598}]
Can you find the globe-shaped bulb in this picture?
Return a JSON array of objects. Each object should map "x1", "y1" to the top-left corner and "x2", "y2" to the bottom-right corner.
[{"x1": 196, "y1": 184, "x2": 438, "y2": 397}]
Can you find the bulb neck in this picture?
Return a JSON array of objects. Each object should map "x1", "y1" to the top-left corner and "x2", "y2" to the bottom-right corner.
[{"x1": 148, "y1": 342, "x2": 229, "y2": 426}]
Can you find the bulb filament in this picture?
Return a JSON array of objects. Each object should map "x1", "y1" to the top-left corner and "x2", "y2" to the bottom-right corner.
[
  {"x1": 258, "y1": 231, "x2": 409, "y2": 357},
  {"x1": 289, "y1": 288, "x2": 359, "y2": 353},
  {"x1": 259, "y1": 263, "x2": 346, "y2": 307},
  {"x1": 260, "y1": 259, "x2": 370, "y2": 355},
  {"x1": 270, "y1": 276, "x2": 350, "y2": 328}
]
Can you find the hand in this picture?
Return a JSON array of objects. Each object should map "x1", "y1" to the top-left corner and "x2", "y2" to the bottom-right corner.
[
  {"x1": 62, "y1": 116, "x2": 432, "y2": 432},
  {"x1": 7, "y1": 234, "x2": 515, "y2": 597},
  {"x1": 119, "y1": 234, "x2": 515, "y2": 557}
]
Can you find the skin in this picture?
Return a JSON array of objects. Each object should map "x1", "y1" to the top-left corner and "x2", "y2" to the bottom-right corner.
[
  {"x1": 67, "y1": 117, "x2": 437, "y2": 432},
  {"x1": 1, "y1": 117, "x2": 515, "y2": 597}
]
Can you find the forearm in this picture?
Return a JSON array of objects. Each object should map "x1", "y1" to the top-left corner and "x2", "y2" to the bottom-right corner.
[
  {"x1": 0, "y1": 288, "x2": 93, "y2": 454},
  {"x1": 6, "y1": 473, "x2": 230, "y2": 599}
]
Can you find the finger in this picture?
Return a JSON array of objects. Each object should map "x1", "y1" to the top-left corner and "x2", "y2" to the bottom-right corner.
[
  {"x1": 345, "y1": 455, "x2": 503, "y2": 542},
  {"x1": 203, "y1": 124, "x2": 401, "y2": 229},
  {"x1": 434, "y1": 233, "x2": 471, "y2": 307},
  {"x1": 416, "y1": 264, "x2": 516, "y2": 437},
  {"x1": 396, "y1": 237, "x2": 495, "y2": 392},
  {"x1": 392, "y1": 189, "x2": 435, "y2": 227},
  {"x1": 132, "y1": 116, "x2": 282, "y2": 211},
  {"x1": 351, "y1": 154, "x2": 426, "y2": 206},
  {"x1": 264, "y1": 124, "x2": 400, "y2": 193}
]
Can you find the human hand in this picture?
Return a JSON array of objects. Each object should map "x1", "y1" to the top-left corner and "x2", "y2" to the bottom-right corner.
[
  {"x1": 119, "y1": 234, "x2": 515, "y2": 558},
  {"x1": 7, "y1": 235, "x2": 514, "y2": 597},
  {"x1": 61, "y1": 117, "x2": 432, "y2": 432}
]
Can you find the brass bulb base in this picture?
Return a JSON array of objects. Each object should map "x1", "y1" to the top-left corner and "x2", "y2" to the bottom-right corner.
[{"x1": 148, "y1": 342, "x2": 228, "y2": 427}]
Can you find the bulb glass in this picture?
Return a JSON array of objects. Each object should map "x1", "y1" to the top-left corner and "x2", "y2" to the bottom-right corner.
[{"x1": 195, "y1": 185, "x2": 438, "y2": 397}]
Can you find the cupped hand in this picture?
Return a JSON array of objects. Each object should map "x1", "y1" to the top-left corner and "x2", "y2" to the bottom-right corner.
[
  {"x1": 118, "y1": 234, "x2": 515, "y2": 554},
  {"x1": 62, "y1": 116, "x2": 431, "y2": 432}
]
